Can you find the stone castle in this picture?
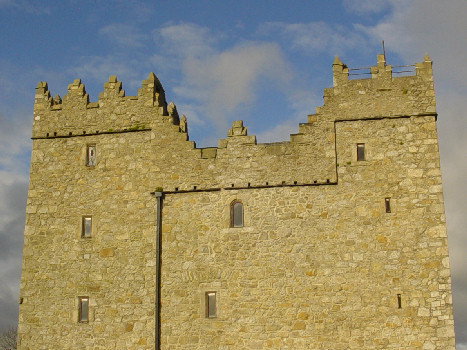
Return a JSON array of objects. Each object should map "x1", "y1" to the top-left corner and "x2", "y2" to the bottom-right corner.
[{"x1": 17, "y1": 54, "x2": 456, "y2": 349}]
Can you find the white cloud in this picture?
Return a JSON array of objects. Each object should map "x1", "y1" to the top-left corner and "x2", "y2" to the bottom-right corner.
[
  {"x1": 260, "y1": 22, "x2": 365, "y2": 56},
  {"x1": 99, "y1": 24, "x2": 147, "y2": 48},
  {"x1": 343, "y1": 0, "x2": 389, "y2": 15},
  {"x1": 155, "y1": 23, "x2": 218, "y2": 58},
  {"x1": 255, "y1": 116, "x2": 300, "y2": 144},
  {"x1": 181, "y1": 42, "x2": 291, "y2": 128},
  {"x1": 256, "y1": 88, "x2": 319, "y2": 143},
  {"x1": 154, "y1": 23, "x2": 292, "y2": 133},
  {"x1": 0, "y1": 0, "x2": 50, "y2": 14},
  {"x1": 67, "y1": 55, "x2": 150, "y2": 98}
]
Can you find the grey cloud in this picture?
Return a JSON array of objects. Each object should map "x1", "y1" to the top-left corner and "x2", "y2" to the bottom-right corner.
[
  {"x1": 358, "y1": 1, "x2": 467, "y2": 90},
  {"x1": 0, "y1": 180, "x2": 27, "y2": 263},
  {"x1": 178, "y1": 42, "x2": 292, "y2": 131},
  {"x1": 0, "y1": 283, "x2": 18, "y2": 331}
]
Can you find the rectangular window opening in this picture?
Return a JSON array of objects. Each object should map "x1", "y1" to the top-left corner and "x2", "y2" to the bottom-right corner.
[
  {"x1": 205, "y1": 292, "x2": 217, "y2": 318},
  {"x1": 231, "y1": 202, "x2": 243, "y2": 228},
  {"x1": 397, "y1": 294, "x2": 402, "y2": 309},
  {"x1": 385, "y1": 198, "x2": 391, "y2": 213},
  {"x1": 357, "y1": 143, "x2": 365, "y2": 161},
  {"x1": 86, "y1": 145, "x2": 96, "y2": 166},
  {"x1": 79, "y1": 297, "x2": 89, "y2": 322},
  {"x1": 82, "y1": 216, "x2": 92, "y2": 238}
]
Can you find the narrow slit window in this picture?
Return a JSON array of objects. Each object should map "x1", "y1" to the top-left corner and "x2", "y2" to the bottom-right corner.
[
  {"x1": 82, "y1": 216, "x2": 92, "y2": 238},
  {"x1": 205, "y1": 292, "x2": 217, "y2": 318},
  {"x1": 230, "y1": 201, "x2": 243, "y2": 228},
  {"x1": 397, "y1": 294, "x2": 402, "y2": 309},
  {"x1": 79, "y1": 297, "x2": 89, "y2": 322},
  {"x1": 86, "y1": 145, "x2": 96, "y2": 166},
  {"x1": 385, "y1": 198, "x2": 391, "y2": 213},
  {"x1": 357, "y1": 143, "x2": 365, "y2": 161}
]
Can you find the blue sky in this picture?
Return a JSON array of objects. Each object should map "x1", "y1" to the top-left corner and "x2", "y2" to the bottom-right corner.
[{"x1": 1, "y1": 0, "x2": 467, "y2": 346}]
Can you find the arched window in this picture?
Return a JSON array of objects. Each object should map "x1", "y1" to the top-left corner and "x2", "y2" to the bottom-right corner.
[{"x1": 230, "y1": 200, "x2": 243, "y2": 228}]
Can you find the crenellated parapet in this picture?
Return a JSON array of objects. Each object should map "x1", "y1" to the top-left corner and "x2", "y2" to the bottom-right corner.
[
  {"x1": 178, "y1": 54, "x2": 437, "y2": 190},
  {"x1": 318, "y1": 54, "x2": 436, "y2": 121},
  {"x1": 32, "y1": 73, "x2": 183, "y2": 139},
  {"x1": 30, "y1": 55, "x2": 436, "y2": 189}
]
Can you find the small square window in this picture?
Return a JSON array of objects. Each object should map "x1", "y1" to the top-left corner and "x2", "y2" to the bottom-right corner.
[
  {"x1": 86, "y1": 145, "x2": 96, "y2": 166},
  {"x1": 357, "y1": 143, "x2": 365, "y2": 161},
  {"x1": 82, "y1": 216, "x2": 92, "y2": 238},
  {"x1": 205, "y1": 292, "x2": 217, "y2": 318},
  {"x1": 79, "y1": 297, "x2": 89, "y2": 322},
  {"x1": 385, "y1": 198, "x2": 391, "y2": 213}
]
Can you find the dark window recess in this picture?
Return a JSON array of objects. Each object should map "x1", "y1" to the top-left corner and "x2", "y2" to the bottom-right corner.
[
  {"x1": 385, "y1": 198, "x2": 391, "y2": 213},
  {"x1": 79, "y1": 297, "x2": 89, "y2": 322},
  {"x1": 397, "y1": 294, "x2": 402, "y2": 309},
  {"x1": 230, "y1": 201, "x2": 243, "y2": 228},
  {"x1": 357, "y1": 143, "x2": 365, "y2": 161},
  {"x1": 205, "y1": 292, "x2": 217, "y2": 318},
  {"x1": 82, "y1": 216, "x2": 92, "y2": 238},
  {"x1": 86, "y1": 145, "x2": 96, "y2": 166}
]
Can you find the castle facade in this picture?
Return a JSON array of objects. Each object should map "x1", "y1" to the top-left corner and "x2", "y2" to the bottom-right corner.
[{"x1": 17, "y1": 54, "x2": 456, "y2": 349}]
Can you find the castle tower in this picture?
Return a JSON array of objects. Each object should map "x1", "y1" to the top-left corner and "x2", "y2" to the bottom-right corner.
[{"x1": 17, "y1": 55, "x2": 455, "y2": 349}]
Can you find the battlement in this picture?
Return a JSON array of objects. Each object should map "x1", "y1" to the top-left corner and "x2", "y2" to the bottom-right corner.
[
  {"x1": 33, "y1": 55, "x2": 435, "y2": 142},
  {"x1": 316, "y1": 54, "x2": 435, "y2": 122},
  {"x1": 34, "y1": 72, "x2": 168, "y2": 110},
  {"x1": 32, "y1": 73, "x2": 181, "y2": 139},
  {"x1": 332, "y1": 54, "x2": 433, "y2": 86},
  {"x1": 29, "y1": 55, "x2": 437, "y2": 191}
]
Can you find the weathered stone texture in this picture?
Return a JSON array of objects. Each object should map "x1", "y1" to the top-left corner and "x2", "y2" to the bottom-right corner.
[{"x1": 17, "y1": 55, "x2": 455, "y2": 349}]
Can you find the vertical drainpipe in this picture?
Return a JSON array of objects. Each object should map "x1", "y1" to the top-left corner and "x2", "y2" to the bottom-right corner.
[{"x1": 154, "y1": 191, "x2": 163, "y2": 350}]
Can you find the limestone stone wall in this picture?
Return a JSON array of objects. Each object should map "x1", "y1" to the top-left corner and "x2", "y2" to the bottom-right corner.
[{"x1": 17, "y1": 55, "x2": 455, "y2": 349}]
